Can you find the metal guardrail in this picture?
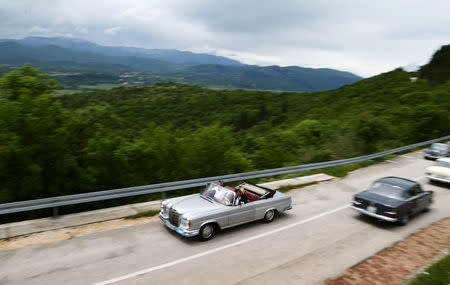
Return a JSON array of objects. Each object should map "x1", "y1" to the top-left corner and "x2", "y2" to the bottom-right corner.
[{"x1": 0, "y1": 135, "x2": 449, "y2": 216}]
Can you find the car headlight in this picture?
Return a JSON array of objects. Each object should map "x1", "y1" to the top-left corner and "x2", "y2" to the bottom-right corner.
[
  {"x1": 180, "y1": 218, "x2": 191, "y2": 228},
  {"x1": 160, "y1": 204, "x2": 167, "y2": 215}
]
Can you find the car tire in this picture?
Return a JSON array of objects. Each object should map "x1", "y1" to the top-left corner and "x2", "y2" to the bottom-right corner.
[
  {"x1": 199, "y1": 224, "x2": 216, "y2": 241},
  {"x1": 263, "y1": 209, "x2": 276, "y2": 223},
  {"x1": 399, "y1": 214, "x2": 410, "y2": 226},
  {"x1": 423, "y1": 200, "x2": 432, "y2": 212}
]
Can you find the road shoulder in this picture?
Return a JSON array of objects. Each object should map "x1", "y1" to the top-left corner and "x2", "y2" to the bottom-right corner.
[{"x1": 322, "y1": 217, "x2": 450, "y2": 285}]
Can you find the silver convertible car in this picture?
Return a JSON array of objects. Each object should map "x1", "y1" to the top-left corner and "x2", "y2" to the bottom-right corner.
[{"x1": 159, "y1": 181, "x2": 292, "y2": 240}]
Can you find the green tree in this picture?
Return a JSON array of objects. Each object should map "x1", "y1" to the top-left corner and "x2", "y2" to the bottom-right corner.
[
  {"x1": 353, "y1": 113, "x2": 389, "y2": 153},
  {"x1": 180, "y1": 125, "x2": 252, "y2": 177},
  {"x1": 292, "y1": 119, "x2": 329, "y2": 146},
  {"x1": 0, "y1": 64, "x2": 58, "y2": 100},
  {"x1": 419, "y1": 44, "x2": 450, "y2": 84},
  {"x1": 0, "y1": 65, "x2": 76, "y2": 202}
]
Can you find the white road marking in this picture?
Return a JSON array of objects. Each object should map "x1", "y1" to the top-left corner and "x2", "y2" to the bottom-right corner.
[{"x1": 92, "y1": 205, "x2": 349, "y2": 285}]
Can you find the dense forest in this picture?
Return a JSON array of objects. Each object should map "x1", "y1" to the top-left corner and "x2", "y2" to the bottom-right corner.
[{"x1": 0, "y1": 45, "x2": 449, "y2": 207}]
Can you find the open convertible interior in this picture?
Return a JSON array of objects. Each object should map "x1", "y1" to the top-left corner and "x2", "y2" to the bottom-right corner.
[
  {"x1": 235, "y1": 182, "x2": 276, "y2": 200},
  {"x1": 206, "y1": 181, "x2": 276, "y2": 204}
]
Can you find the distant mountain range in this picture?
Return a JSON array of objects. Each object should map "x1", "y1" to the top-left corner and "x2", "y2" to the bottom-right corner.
[
  {"x1": 0, "y1": 37, "x2": 362, "y2": 92},
  {"x1": 1, "y1": 36, "x2": 243, "y2": 66}
]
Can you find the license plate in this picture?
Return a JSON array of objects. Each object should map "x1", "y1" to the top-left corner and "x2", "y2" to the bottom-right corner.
[
  {"x1": 367, "y1": 206, "x2": 377, "y2": 214},
  {"x1": 176, "y1": 227, "x2": 185, "y2": 236}
]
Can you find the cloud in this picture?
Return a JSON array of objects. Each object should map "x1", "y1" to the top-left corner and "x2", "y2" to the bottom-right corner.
[
  {"x1": 104, "y1": 26, "x2": 122, "y2": 35},
  {"x1": 29, "y1": 25, "x2": 49, "y2": 34},
  {"x1": 77, "y1": 27, "x2": 88, "y2": 34},
  {"x1": 0, "y1": 0, "x2": 449, "y2": 77}
]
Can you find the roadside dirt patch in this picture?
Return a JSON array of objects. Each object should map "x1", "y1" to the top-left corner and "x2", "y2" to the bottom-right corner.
[
  {"x1": 0, "y1": 215, "x2": 159, "y2": 250},
  {"x1": 323, "y1": 218, "x2": 450, "y2": 285}
]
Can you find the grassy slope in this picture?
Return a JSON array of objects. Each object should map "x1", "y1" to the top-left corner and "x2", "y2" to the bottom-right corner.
[{"x1": 408, "y1": 253, "x2": 450, "y2": 285}]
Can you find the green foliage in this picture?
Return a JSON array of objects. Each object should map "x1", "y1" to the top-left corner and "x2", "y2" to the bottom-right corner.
[
  {"x1": 0, "y1": 66, "x2": 79, "y2": 201},
  {"x1": 0, "y1": 60, "x2": 449, "y2": 213},
  {"x1": 125, "y1": 209, "x2": 160, "y2": 219},
  {"x1": 292, "y1": 119, "x2": 329, "y2": 146},
  {"x1": 0, "y1": 64, "x2": 59, "y2": 100},
  {"x1": 322, "y1": 160, "x2": 380, "y2": 177},
  {"x1": 420, "y1": 44, "x2": 450, "y2": 84},
  {"x1": 353, "y1": 112, "x2": 390, "y2": 153},
  {"x1": 277, "y1": 182, "x2": 318, "y2": 193},
  {"x1": 179, "y1": 125, "x2": 252, "y2": 177},
  {"x1": 407, "y1": 253, "x2": 450, "y2": 285}
]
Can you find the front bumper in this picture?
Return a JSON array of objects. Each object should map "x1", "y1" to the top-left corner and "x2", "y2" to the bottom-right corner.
[
  {"x1": 350, "y1": 205, "x2": 398, "y2": 222},
  {"x1": 427, "y1": 175, "x2": 450, "y2": 183},
  {"x1": 159, "y1": 212, "x2": 199, "y2": 237}
]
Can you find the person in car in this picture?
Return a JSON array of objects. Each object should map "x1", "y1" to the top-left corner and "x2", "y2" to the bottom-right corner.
[{"x1": 234, "y1": 185, "x2": 248, "y2": 205}]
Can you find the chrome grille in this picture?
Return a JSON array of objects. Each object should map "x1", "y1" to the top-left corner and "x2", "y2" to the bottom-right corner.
[{"x1": 169, "y1": 209, "x2": 180, "y2": 226}]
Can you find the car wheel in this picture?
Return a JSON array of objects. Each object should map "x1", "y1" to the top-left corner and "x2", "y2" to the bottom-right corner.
[
  {"x1": 423, "y1": 200, "x2": 432, "y2": 212},
  {"x1": 199, "y1": 224, "x2": 215, "y2": 241},
  {"x1": 264, "y1": 209, "x2": 276, "y2": 223},
  {"x1": 399, "y1": 214, "x2": 410, "y2": 226}
]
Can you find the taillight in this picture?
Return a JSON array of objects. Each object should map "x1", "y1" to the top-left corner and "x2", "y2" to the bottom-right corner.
[
  {"x1": 384, "y1": 211, "x2": 397, "y2": 216},
  {"x1": 352, "y1": 200, "x2": 362, "y2": 206}
]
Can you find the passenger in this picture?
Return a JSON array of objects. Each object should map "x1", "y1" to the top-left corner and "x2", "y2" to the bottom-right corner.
[
  {"x1": 234, "y1": 185, "x2": 248, "y2": 205},
  {"x1": 225, "y1": 191, "x2": 235, "y2": 206}
]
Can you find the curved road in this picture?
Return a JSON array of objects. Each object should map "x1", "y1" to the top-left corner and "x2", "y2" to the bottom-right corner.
[{"x1": 1, "y1": 150, "x2": 449, "y2": 285}]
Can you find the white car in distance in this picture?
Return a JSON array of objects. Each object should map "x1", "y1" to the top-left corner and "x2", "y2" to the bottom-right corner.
[{"x1": 426, "y1": 157, "x2": 450, "y2": 184}]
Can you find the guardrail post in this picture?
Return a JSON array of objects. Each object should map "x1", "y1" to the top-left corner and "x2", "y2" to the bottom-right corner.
[
  {"x1": 52, "y1": 206, "x2": 60, "y2": 219},
  {"x1": 161, "y1": 191, "x2": 166, "y2": 201}
]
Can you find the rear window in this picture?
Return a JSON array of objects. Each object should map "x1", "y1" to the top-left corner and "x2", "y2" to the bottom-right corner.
[
  {"x1": 369, "y1": 182, "x2": 406, "y2": 199},
  {"x1": 431, "y1": 143, "x2": 449, "y2": 151}
]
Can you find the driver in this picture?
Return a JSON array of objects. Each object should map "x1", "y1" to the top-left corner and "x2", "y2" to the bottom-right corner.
[{"x1": 234, "y1": 185, "x2": 248, "y2": 205}]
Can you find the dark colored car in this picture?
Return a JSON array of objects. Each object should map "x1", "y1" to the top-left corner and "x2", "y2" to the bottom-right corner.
[
  {"x1": 424, "y1": 143, "x2": 450, "y2": 160},
  {"x1": 350, "y1": 177, "x2": 433, "y2": 225}
]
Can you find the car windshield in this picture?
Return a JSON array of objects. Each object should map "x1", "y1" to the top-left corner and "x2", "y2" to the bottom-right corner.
[
  {"x1": 435, "y1": 161, "x2": 450, "y2": 168},
  {"x1": 201, "y1": 184, "x2": 236, "y2": 206},
  {"x1": 431, "y1": 143, "x2": 448, "y2": 151},
  {"x1": 369, "y1": 182, "x2": 406, "y2": 199}
]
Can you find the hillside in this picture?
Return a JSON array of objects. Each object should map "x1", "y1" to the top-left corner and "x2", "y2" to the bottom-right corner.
[
  {"x1": 58, "y1": 69, "x2": 449, "y2": 143},
  {"x1": 419, "y1": 44, "x2": 450, "y2": 84},
  {"x1": 0, "y1": 46, "x2": 448, "y2": 210},
  {"x1": 0, "y1": 39, "x2": 362, "y2": 92}
]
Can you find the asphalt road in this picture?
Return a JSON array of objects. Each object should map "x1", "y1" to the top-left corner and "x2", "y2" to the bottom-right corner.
[{"x1": 1, "y1": 150, "x2": 449, "y2": 285}]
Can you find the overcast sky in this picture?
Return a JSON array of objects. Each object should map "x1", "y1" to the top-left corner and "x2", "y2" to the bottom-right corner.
[{"x1": 0, "y1": 0, "x2": 449, "y2": 77}]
